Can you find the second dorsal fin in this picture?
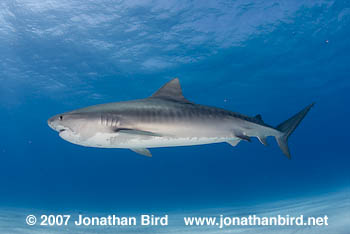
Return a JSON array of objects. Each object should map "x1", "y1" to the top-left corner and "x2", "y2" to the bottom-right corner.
[
  {"x1": 151, "y1": 78, "x2": 190, "y2": 103},
  {"x1": 255, "y1": 114, "x2": 263, "y2": 121}
]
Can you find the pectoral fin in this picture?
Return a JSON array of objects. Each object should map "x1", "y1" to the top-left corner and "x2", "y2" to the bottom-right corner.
[
  {"x1": 116, "y1": 128, "x2": 162, "y2": 137},
  {"x1": 130, "y1": 148, "x2": 152, "y2": 157}
]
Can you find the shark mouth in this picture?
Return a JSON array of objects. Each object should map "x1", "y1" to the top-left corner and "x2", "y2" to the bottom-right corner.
[
  {"x1": 58, "y1": 127, "x2": 73, "y2": 135},
  {"x1": 58, "y1": 127, "x2": 76, "y2": 136}
]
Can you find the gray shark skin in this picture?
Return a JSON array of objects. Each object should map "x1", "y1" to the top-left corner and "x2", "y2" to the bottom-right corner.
[{"x1": 48, "y1": 78, "x2": 314, "y2": 158}]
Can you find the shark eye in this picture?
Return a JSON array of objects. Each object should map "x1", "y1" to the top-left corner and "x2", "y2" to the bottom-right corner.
[{"x1": 59, "y1": 115, "x2": 63, "y2": 120}]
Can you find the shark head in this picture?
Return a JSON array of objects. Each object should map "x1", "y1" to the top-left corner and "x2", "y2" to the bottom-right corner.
[
  {"x1": 47, "y1": 111, "x2": 102, "y2": 145},
  {"x1": 48, "y1": 112, "x2": 79, "y2": 133}
]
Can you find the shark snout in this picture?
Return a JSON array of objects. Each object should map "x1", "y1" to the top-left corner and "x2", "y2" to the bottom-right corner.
[
  {"x1": 47, "y1": 114, "x2": 65, "y2": 132},
  {"x1": 47, "y1": 116, "x2": 54, "y2": 125},
  {"x1": 47, "y1": 116, "x2": 58, "y2": 131}
]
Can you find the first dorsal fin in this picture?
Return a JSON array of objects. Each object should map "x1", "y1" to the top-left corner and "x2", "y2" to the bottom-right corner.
[{"x1": 151, "y1": 78, "x2": 190, "y2": 103}]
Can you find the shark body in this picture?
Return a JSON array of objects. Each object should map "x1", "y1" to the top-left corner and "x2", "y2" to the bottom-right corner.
[{"x1": 48, "y1": 78, "x2": 314, "y2": 158}]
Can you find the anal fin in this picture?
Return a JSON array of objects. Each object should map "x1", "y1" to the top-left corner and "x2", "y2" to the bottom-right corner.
[
  {"x1": 257, "y1": 136, "x2": 268, "y2": 146},
  {"x1": 130, "y1": 148, "x2": 152, "y2": 157}
]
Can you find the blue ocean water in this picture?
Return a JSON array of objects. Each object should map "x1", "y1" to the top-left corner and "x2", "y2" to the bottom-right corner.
[{"x1": 0, "y1": 0, "x2": 349, "y2": 233}]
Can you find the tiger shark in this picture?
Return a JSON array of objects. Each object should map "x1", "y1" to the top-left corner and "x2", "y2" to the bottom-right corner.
[{"x1": 48, "y1": 78, "x2": 314, "y2": 158}]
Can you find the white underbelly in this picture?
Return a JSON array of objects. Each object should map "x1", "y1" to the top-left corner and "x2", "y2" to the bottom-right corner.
[{"x1": 76, "y1": 132, "x2": 234, "y2": 148}]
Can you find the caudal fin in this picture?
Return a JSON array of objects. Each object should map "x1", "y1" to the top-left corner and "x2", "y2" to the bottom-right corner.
[{"x1": 275, "y1": 103, "x2": 315, "y2": 159}]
